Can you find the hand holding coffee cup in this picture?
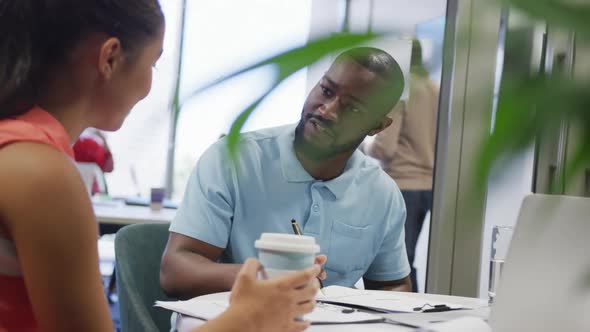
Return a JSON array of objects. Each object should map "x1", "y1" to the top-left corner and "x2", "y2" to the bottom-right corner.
[
  {"x1": 255, "y1": 233, "x2": 320, "y2": 279},
  {"x1": 314, "y1": 255, "x2": 327, "y2": 281},
  {"x1": 229, "y1": 258, "x2": 320, "y2": 332}
]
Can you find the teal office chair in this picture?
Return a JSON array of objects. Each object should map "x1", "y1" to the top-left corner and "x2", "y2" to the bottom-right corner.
[{"x1": 115, "y1": 222, "x2": 173, "y2": 332}]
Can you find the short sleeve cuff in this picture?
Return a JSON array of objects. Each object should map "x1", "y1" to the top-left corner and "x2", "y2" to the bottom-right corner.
[
  {"x1": 363, "y1": 265, "x2": 411, "y2": 282},
  {"x1": 168, "y1": 221, "x2": 228, "y2": 249}
]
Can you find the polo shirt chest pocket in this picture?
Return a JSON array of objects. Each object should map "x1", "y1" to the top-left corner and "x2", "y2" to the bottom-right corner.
[{"x1": 325, "y1": 220, "x2": 373, "y2": 275}]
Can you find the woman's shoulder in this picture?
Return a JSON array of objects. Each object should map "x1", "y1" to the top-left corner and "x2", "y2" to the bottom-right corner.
[
  {"x1": 0, "y1": 142, "x2": 91, "y2": 237},
  {"x1": 0, "y1": 142, "x2": 80, "y2": 202},
  {"x1": 0, "y1": 141, "x2": 76, "y2": 182},
  {"x1": 0, "y1": 107, "x2": 73, "y2": 157},
  {"x1": 0, "y1": 117, "x2": 48, "y2": 147}
]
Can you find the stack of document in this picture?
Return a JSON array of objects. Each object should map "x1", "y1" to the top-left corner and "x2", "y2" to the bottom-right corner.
[
  {"x1": 316, "y1": 286, "x2": 465, "y2": 313},
  {"x1": 155, "y1": 291, "x2": 384, "y2": 325}
]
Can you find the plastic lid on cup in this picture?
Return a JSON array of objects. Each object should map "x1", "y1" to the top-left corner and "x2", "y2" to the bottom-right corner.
[{"x1": 255, "y1": 233, "x2": 320, "y2": 254}]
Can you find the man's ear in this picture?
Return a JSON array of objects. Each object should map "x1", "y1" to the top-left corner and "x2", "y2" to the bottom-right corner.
[
  {"x1": 97, "y1": 37, "x2": 123, "y2": 80},
  {"x1": 368, "y1": 116, "x2": 393, "y2": 136}
]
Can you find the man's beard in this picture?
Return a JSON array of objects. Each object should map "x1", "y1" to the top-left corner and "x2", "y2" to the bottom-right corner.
[{"x1": 294, "y1": 116, "x2": 362, "y2": 161}]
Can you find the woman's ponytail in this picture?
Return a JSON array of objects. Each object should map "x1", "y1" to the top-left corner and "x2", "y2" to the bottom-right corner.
[{"x1": 0, "y1": 1, "x2": 45, "y2": 117}]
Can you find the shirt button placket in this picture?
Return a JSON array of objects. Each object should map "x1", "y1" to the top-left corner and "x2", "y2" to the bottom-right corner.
[
  {"x1": 313, "y1": 203, "x2": 320, "y2": 212},
  {"x1": 311, "y1": 183, "x2": 321, "y2": 214}
]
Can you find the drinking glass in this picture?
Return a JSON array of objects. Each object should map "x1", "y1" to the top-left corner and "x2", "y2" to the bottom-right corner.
[{"x1": 488, "y1": 225, "x2": 514, "y2": 305}]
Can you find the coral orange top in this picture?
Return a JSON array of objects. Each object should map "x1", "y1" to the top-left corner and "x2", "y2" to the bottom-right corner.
[{"x1": 0, "y1": 106, "x2": 74, "y2": 331}]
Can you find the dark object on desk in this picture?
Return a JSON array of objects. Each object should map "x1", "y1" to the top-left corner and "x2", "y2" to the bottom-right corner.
[
  {"x1": 413, "y1": 303, "x2": 454, "y2": 313},
  {"x1": 422, "y1": 306, "x2": 455, "y2": 313},
  {"x1": 123, "y1": 196, "x2": 178, "y2": 209}
]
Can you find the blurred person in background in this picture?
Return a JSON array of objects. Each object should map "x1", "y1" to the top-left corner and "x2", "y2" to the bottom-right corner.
[{"x1": 361, "y1": 39, "x2": 439, "y2": 292}]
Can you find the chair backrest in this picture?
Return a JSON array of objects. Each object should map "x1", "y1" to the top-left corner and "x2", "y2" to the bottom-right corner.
[
  {"x1": 115, "y1": 223, "x2": 172, "y2": 332},
  {"x1": 490, "y1": 194, "x2": 590, "y2": 331}
]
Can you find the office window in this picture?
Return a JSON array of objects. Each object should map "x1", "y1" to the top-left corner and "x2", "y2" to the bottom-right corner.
[
  {"x1": 172, "y1": 0, "x2": 312, "y2": 199},
  {"x1": 103, "y1": 1, "x2": 183, "y2": 197}
]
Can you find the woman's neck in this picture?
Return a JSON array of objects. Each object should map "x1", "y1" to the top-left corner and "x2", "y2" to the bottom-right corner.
[
  {"x1": 38, "y1": 102, "x2": 89, "y2": 144},
  {"x1": 36, "y1": 80, "x2": 92, "y2": 144}
]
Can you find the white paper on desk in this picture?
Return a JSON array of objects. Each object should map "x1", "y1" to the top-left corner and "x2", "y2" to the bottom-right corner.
[
  {"x1": 317, "y1": 286, "x2": 464, "y2": 313},
  {"x1": 155, "y1": 292, "x2": 384, "y2": 324},
  {"x1": 155, "y1": 298, "x2": 228, "y2": 321},
  {"x1": 382, "y1": 306, "x2": 490, "y2": 328},
  {"x1": 416, "y1": 316, "x2": 491, "y2": 332}
]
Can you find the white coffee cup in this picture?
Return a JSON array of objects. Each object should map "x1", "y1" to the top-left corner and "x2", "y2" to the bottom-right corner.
[{"x1": 254, "y1": 233, "x2": 320, "y2": 279}]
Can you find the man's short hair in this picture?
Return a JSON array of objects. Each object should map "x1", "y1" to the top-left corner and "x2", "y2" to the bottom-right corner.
[{"x1": 334, "y1": 47, "x2": 404, "y2": 111}]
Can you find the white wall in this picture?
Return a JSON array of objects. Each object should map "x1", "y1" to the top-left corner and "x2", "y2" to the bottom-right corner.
[{"x1": 369, "y1": 0, "x2": 447, "y2": 33}]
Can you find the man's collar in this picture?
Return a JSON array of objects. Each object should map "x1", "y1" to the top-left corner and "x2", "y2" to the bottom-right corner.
[
  {"x1": 277, "y1": 125, "x2": 362, "y2": 199},
  {"x1": 278, "y1": 126, "x2": 314, "y2": 183}
]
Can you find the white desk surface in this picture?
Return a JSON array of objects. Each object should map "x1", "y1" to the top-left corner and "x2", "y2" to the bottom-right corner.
[
  {"x1": 93, "y1": 201, "x2": 176, "y2": 225},
  {"x1": 176, "y1": 291, "x2": 489, "y2": 332}
]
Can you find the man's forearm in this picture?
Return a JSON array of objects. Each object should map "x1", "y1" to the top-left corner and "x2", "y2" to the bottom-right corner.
[
  {"x1": 160, "y1": 250, "x2": 242, "y2": 300},
  {"x1": 379, "y1": 282, "x2": 411, "y2": 292},
  {"x1": 363, "y1": 276, "x2": 412, "y2": 292}
]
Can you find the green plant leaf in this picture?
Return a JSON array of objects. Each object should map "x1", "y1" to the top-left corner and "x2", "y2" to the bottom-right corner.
[
  {"x1": 477, "y1": 78, "x2": 545, "y2": 185},
  {"x1": 563, "y1": 133, "x2": 590, "y2": 190},
  {"x1": 225, "y1": 85, "x2": 277, "y2": 160},
  {"x1": 476, "y1": 75, "x2": 590, "y2": 187}
]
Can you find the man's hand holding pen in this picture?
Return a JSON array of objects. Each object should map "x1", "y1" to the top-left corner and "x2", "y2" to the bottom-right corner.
[
  {"x1": 315, "y1": 254, "x2": 328, "y2": 283},
  {"x1": 291, "y1": 219, "x2": 328, "y2": 292}
]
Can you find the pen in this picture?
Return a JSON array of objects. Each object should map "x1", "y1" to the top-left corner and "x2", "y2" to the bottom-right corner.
[
  {"x1": 291, "y1": 219, "x2": 326, "y2": 296},
  {"x1": 291, "y1": 219, "x2": 303, "y2": 236}
]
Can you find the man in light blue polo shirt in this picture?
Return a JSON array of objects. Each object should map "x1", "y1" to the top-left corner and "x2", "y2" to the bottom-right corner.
[{"x1": 160, "y1": 47, "x2": 411, "y2": 299}]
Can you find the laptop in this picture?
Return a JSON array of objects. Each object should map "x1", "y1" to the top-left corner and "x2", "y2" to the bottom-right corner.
[{"x1": 490, "y1": 194, "x2": 590, "y2": 331}]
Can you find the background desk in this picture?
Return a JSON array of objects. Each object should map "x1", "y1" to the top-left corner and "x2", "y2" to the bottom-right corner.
[
  {"x1": 176, "y1": 292, "x2": 489, "y2": 332},
  {"x1": 94, "y1": 201, "x2": 176, "y2": 225}
]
